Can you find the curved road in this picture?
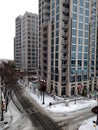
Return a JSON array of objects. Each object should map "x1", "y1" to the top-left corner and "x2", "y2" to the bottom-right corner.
[{"x1": 15, "y1": 85, "x2": 61, "y2": 130}]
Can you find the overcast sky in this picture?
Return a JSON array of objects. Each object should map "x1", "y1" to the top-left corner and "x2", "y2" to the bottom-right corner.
[{"x1": 0, "y1": 0, "x2": 38, "y2": 60}]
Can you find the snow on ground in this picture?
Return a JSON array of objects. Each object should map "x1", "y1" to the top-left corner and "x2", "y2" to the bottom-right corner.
[
  {"x1": 0, "y1": 93, "x2": 36, "y2": 130},
  {"x1": 19, "y1": 81, "x2": 98, "y2": 130},
  {"x1": 0, "y1": 81, "x2": 98, "y2": 130},
  {"x1": 79, "y1": 116, "x2": 98, "y2": 130},
  {"x1": 24, "y1": 82, "x2": 97, "y2": 113}
]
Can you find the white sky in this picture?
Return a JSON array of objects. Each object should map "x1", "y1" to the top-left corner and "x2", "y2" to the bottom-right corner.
[{"x1": 0, "y1": 0, "x2": 38, "y2": 60}]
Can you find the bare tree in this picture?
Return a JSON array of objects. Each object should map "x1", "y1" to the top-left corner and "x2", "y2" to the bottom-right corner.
[{"x1": 0, "y1": 61, "x2": 25, "y2": 114}]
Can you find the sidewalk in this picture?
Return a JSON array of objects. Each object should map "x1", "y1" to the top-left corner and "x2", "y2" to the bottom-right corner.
[{"x1": 0, "y1": 93, "x2": 35, "y2": 130}]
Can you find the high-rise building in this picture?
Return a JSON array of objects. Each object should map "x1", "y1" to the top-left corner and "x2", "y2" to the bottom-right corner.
[
  {"x1": 14, "y1": 12, "x2": 38, "y2": 76},
  {"x1": 14, "y1": 16, "x2": 22, "y2": 69},
  {"x1": 39, "y1": 0, "x2": 97, "y2": 96}
]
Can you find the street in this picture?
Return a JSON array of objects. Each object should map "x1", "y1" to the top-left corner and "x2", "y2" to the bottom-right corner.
[{"x1": 14, "y1": 85, "x2": 61, "y2": 130}]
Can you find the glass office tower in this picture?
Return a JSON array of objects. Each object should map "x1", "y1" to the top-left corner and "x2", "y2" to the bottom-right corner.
[{"x1": 39, "y1": 0, "x2": 97, "y2": 96}]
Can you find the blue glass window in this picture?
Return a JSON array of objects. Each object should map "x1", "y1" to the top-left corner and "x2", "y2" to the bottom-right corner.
[
  {"x1": 71, "y1": 60, "x2": 76, "y2": 67},
  {"x1": 52, "y1": 2, "x2": 55, "y2": 9},
  {"x1": 84, "y1": 39, "x2": 89, "y2": 45},
  {"x1": 77, "y1": 75, "x2": 81, "y2": 82},
  {"x1": 56, "y1": 14, "x2": 59, "y2": 21},
  {"x1": 92, "y1": 41, "x2": 95, "y2": 47},
  {"x1": 56, "y1": 6, "x2": 59, "y2": 14},
  {"x1": 79, "y1": 7, "x2": 83, "y2": 14},
  {"x1": 85, "y1": 24, "x2": 89, "y2": 31},
  {"x1": 78, "y1": 38, "x2": 83, "y2": 44},
  {"x1": 84, "y1": 60, "x2": 88, "y2": 66},
  {"x1": 78, "y1": 60, "x2": 82, "y2": 66},
  {"x1": 92, "y1": 48, "x2": 95, "y2": 53},
  {"x1": 83, "y1": 75, "x2": 87, "y2": 81},
  {"x1": 73, "y1": 13, "x2": 77, "y2": 20},
  {"x1": 77, "y1": 68, "x2": 82, "y2": 74},
  {"x1": 84, "y1": 53, "x2": 88, "y2": 59},
  {"x1": 73, "y1": 0, "x2": 77, "y2": 4},
  {"x1": 78, "y1": 53, "x2": 82, "y2": 59},
  {"x1": 79, "y1": 15, "x2": 83, "y2": 22},
  {"x1": 70, "y1": 76, "x2": 75, "y2": 82},
  {"x1": 80, "y1": 0, "x2": 84, "y2": 6},
  {"x1": 72, "y1": 21, "x2": 77, "y2": 28},
  {"x1": 85, "y1": 10, "x2": 89, "y2": 16},
  {"x1": 92, "y1": 35, "x2": 95, "y2": 40},
  {"x1": 78, "y1": 45, "x2": 82, "y2": 52},
  {"x1": 72, "y1": 37, "x2": 76, "y2": 44},
  {"x1": 72, "y1": 45, "x2": 76, "y2": 51},
  {"x1": 71, "y1": 68, "x2": 75, "y2": 74},
  {"x1": 79, "y1": 30, "x2": 83, "y2": 37},
  {"x1": 56, "y1": 22, "x2": 59, "y2": 29},
  {"x1": 73, "y1": 5, "x2": 77, "y2": 12},
  {"x1": 84, "y1": 46, "x2": 88, "y2": 52},
  {"x1": 84, "y1": 67, "x2": 88, "y2": 73},
  {"x1": 56, "y1": 0, "x2": 59, "y2": 5},
  {"x1": 79, "y1": 23, "x2": 83, "y2": 29},
  {"x1": 86, "y1": 2, "x2": 89, "y2": 9},
  {"x1": 85, "y1": 17, "x2": 89, "y2": 23},
  {"x1": 72, "y1": 29, "x2": 76, "y2": 36},
  {"x1": 85, "y1": 31, "x2": 89, "y2": 38},
  {"x1": 71, "y1": 53, "x2": 76, "y2": 59},
  {"x1": 52, "y1": 10, "x2": 55, "y2": 17},
  {"x1": 92, "y1": 54, "x2": 94, "y2": 59}
]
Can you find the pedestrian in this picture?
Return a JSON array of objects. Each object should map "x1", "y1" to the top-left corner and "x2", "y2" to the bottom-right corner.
[{"x1": 49, "y1": 102, "x2": 52, "y2": 107}]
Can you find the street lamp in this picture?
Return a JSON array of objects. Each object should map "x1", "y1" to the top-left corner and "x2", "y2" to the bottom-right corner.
[{"x1": 39, "y1": 79, "x2": 46, "y2": 105}]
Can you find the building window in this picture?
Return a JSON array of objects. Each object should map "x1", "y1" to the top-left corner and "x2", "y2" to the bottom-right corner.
[
  {"x1": 73, "y1": 5, "x2": 77, "y2": 12},
  {"x1": 77, "y1": 75, "x2": 81, "y2": 82},
  {"x1": 71, "y1": 60, "x2": 76, "y2": 67},
  {"x1": 78, "y1": 60, "x2": 82, "y2": 67},
  {"x1": 71, "y1": 76, "x2": 75, "y2": 82},
  {"x1": 73, "y1": 0, "x2": 77, "y2": 4},
  {"x1": 79, "y1": 7, "x2": 83, "y2": 14},
  {"x1": 72, "y1": 45, "x2": 76, "y2": 51}
]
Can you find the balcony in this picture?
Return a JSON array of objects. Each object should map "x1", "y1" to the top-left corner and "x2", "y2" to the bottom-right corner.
[
  {"x1": 43, "y1": 37, "x2": 48, "y2": 42},
  {"x1": 44, "y1": 2, "x2": 50, "y2": 8},
  {"x1": 44, "y1": 9, "x2": 50, "y2": 15},
  {"x1": 62, "y1": 31, "x2": 65, "y2": 37},
  {"x1": 62, "y1": 15, "x2": 69, "y2": 21},
  {"x1": 62, "y1": 71, "x2": 67, "y2": 75},
  {"x1": 62, "y1": 7, "x2": 69, "y2": 14},
  {"x1": 61, "y1": 55, "x2": 68, "y2": 60},
  {"x1": 62, "y1": 23, "x2": 69, "y2": 29},
  {"x1": 62, "y1": 48, "x2": 68, "y2": 52}
]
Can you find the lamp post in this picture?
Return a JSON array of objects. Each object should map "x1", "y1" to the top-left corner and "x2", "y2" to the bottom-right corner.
[{"x1": 39, "y1": 79, "x2": 46, "y2": 105}]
